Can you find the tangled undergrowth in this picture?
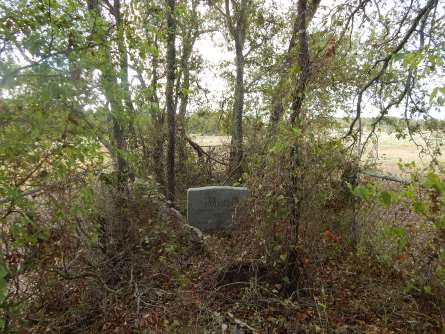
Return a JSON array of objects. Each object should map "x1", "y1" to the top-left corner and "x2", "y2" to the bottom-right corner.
[
  {"x1": 2, "y1": 133, "x2": 445, "y2": 333},
  {"x1": 2, "y1": 172, "x2": 441, "y2": 333}
]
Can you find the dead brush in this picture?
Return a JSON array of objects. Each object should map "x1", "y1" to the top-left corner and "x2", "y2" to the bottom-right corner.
[{"x1": 18, "y1": 176, "x2": 209, "y2": 333}]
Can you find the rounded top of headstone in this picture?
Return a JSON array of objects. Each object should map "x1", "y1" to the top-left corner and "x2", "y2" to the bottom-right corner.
[{"x1": 187, "y1": 186, "x2": 249, "y2": 192}]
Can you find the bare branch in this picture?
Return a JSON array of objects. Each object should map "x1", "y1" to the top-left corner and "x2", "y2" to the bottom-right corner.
[
  {"x1": 0, "y1": 187, "x2": 46, "y2": 205},
  {"x1": 345, "y1": 0, "x2": 438, "y2": 139},
  {"x1": 360, "y1": 70, "x2": 414, "y2": 157}
]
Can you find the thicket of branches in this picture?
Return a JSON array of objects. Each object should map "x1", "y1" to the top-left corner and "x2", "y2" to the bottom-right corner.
[{"x1": 0, "y1": 0, "x2": 444, "y2": 332}]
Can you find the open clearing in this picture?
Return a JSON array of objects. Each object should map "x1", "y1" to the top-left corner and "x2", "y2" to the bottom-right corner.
[
  {"x1": 192, "y1": 133, "x2": 445, "y2": 176},
  {"x1": 363, "y1": 133, "x2": 444, "y2": 175}
]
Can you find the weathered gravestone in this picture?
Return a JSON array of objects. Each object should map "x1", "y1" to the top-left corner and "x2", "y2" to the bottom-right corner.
[{"x1": 187, "y1": 186, "x2": 249, "y2": 232}]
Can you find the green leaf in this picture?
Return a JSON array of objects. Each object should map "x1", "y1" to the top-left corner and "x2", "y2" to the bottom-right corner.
[
  {"x1": 269, "y1": 142, "x2": 283, "y2": 154},
  {"x1": 165, "y1": 244, "x2": 177, "y2": 253},
  {"x1": 380, "y1": 191, "x2": 393, "y2": 207},
  {"x1": 0, "y1": 263, "x2": 6, "y2": 279},
  {"x1": 291, "y1": 127, "x2": 301, "y2": 137},
  {"x1": 0, "y1": 261, "x2": 7, "y2": 304},
  {"x1": 353, "y1": 185, "x2": 373, "y2": 201},
  {"x1": 402, "y1": 50, "x2": 423, "y2": 69},
  {"x1": 424, "y1": 173, "x2": 444, "y2": 193},
  {"x1": 413, "y1": 201, "x2": 428, "y2": 215},
  {"x1": 289, "y1": 64, "x2": 300, "y2": 75},
  {"x1": 436, "y1": 217, "x2": 445, "y2": 230}
]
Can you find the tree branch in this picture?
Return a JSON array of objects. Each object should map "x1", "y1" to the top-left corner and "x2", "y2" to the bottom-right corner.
[{"x1": 345, "y1": 0, "x2": 438, "y2": 139}]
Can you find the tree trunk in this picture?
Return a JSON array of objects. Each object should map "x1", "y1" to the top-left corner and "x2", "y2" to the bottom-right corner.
[
  {"x1": 166, "y1": 0, "x2": 177, "y2": 204},
  {"x1": 288, "y1": 0, "x2": 310, "y2": 243},
  {"x1": 230, "y1": 41, "x2": 245, "y2": 178},
  {"x1": 149, "y1": 41, "x2": 166, "y2": 190},
  {"x1": 177, "y1": 36, "x2": 193, "y2": 178},
  {"x1": 224, "y1": 0, "x2": 249, "y2": 180},
  {"x1": 269, "y1": 0, "x2": 320, "y2": 131},
  {"x1": 284, "y1": 0, "x2": 312, "y2": 294},
  {"x1": 113, "y1": 0, "x2": 137, "y2": 154},
  {"x1": 101, "y1": 42, "x2": 128, "y2": 192},
  {"x1": 154, "y1": 113, "x2": 166, "y2": 190},
  {"x1": 177, "y1": 0, "x2": 199, "y2": 182},
  {"x1": 88, "y1": 0, "x2": 131, "y2": 283}
]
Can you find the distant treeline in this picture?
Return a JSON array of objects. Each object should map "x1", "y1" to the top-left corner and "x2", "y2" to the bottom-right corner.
[
  {"x1": 336, "y1": 117, "x2": 445, "y2": 134},
  {"x1": 187, "y1": 112, "x2": 445, "y2": 136}
]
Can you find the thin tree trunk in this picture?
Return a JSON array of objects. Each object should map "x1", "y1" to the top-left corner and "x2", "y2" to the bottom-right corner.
[
  {"x1": 87, "y1": 1, "x2": 128, "y2": 190},
  {"x1": 102, "y1": 42, "x2": 128, "y2": 192},
  {"x1": 149, "y1": 40, "x2": 166, "y2": 190},
  {"x1": 89, "y1": 0, "x2": 130, "y2": 280},
  {"x1": 230, "y1": 42, "x2": 245, "y2": 178},
  {"x1": 177, "y1": 0, "x2": 200, "y2": 181},
  {"x1": 166, "y1": 0, "x2": 177, "y2": 204},
  {"x1": 113, "y1": 0, "x2": 137, "y2": 154},
  {"x1": 284, "y1": 0, "x2": 312, "y2": 294},
  {"x1": 177, "y1": 35, "x2": 193, "y2": 177},
  {"x1": 89, "y1": 0, "x2": 131, "y2": 192},
  {"x1": 225, "y1": 0, "x2": 249, "y2": 179},
  {"x1": 154, "y1": 115, "x2": 166, "y2": 190},
  {"x1": 269, "y1": 0, "x2": 320, "y2": 131},
  {"x1": 287, "y1": 0, "x2": 310, "y2": 244}
]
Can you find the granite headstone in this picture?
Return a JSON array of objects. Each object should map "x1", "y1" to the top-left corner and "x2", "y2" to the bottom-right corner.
[{"x1": 187, "y1": 186, "x2": 249, "y2": 232}]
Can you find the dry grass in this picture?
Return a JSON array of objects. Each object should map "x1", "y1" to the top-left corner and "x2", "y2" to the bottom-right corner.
[
  {"x1": 193, "y1": 133, "x2": 445, "y2": 176},
  {"x1": 364, "y1": 133, "x2": 444, "y2": 175},
  {"x1": 190, "y1": 135, "x2": 231, "y2": 147}
]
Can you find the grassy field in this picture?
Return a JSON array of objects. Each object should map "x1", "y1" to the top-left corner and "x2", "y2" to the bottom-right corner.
[
  {"x1": 190, "y1": 134, "x2": 231, "y2": 147},
  {"x1": 192, "y1": 133, "x2": 444, "y2": 176},
  {"x1": 364, "y1": 133, "x2": 444, "y2": 175}
]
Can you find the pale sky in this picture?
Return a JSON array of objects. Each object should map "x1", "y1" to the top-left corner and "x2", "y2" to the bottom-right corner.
[{"x1": 192, "y1": 0, "x2": 445, "y2": 120}]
